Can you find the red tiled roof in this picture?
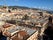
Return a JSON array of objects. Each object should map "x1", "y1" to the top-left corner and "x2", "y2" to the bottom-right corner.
[
  {"x1": 18, "y1": 31, "x2": 28, "y2": 37},
  {"x1": 3, "y1": 23, "x2": 12, "y2": 28}
]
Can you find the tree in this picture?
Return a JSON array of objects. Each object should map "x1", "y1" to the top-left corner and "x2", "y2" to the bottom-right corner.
[
  {"x1": 22, "y1": 14, "x2": 29, "y2": 20},
  {"x1": 38, "y1": 12, "x2": 43, "y2": 16}
]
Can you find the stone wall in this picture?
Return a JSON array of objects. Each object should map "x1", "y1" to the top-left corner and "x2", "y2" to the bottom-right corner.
[{"x1": 27, "y1": 31, "x2": 38, "y2": 40}]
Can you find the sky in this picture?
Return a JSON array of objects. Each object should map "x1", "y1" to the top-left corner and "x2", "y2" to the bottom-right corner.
[{"x1": 0, "y1": 0, "x2": 53, "y2": 10}]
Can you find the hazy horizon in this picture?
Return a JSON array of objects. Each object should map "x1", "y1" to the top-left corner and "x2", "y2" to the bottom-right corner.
[{"x1": 0, "y1": 0, "x2": 53, "y2": 10}]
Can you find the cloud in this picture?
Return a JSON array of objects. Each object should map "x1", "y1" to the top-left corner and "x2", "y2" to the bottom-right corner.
[{"x1": 34, "y1": 6, "x2": 53, "y2": 10}]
